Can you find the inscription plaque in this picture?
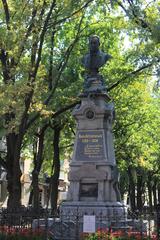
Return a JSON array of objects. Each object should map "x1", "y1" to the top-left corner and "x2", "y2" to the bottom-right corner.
[
  {"x1": 75, "y1": 130, "x2": 105, "y2": 161},
  {"x1": 80, "y1": 183, "x2": 98, "y2": 197}
]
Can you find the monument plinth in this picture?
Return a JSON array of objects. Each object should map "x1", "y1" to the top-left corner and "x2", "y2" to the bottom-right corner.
[{"x1": 61, "y1": 36, "x2": 126, "y2": 226}]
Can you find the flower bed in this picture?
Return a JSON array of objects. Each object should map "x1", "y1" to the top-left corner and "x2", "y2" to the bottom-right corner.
[
  {"x1": 82, "y1": 229, "x2": 158, "y2": 240},
  {"x1": 0, "y1": 226, "x2": 158, "y2": 239},
  {"x1": 0, "y1": 226, "x2": 49, "y2": 239}
]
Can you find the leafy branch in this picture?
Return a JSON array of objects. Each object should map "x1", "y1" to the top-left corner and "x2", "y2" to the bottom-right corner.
[
  {"x1": 53, "y1": 0, "x2": 94, "y2": 27},
  {"x1": 114, "y1": 0, "x2": 151, "y2": 31},
  {"x1": 107, "y1": 58, "x2": 160, "y2": 91},
  {"x1": 26, "y1": 14, "x2": 85, "y2": 128},
  {"x1": 1, "y1": 0, "x2": 10, "y2": 29}
]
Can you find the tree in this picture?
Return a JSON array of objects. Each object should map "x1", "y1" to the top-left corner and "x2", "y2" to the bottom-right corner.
[{"x1": 0, "y1": 0, "x2": 95, "y2": 209}]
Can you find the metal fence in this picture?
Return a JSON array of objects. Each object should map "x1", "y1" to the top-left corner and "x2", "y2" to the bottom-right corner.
[{"x1": 0, "y1": 207, "x2": 159, "y2": 239}]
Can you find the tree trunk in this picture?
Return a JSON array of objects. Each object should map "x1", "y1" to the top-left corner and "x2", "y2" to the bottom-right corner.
[
  {"x1": 137, "y1": 172, "x2": 144, "y2": 212},
  {"x1": 153, "y1": 179, "x2": 157, "y2": 209},
  {"x1": 128, "y1": 166, "x2": 136, "y2": 211},
  {"x1": 147, "y1": 173, "x2": 153, "y2": 212},
  {"x1": 50, "y1": 126, "x2": 61, "y2": 214},
  {"x1": 30, "y1": 126, "x2": 47, "y2": 211},
  {"x1": 6, "y1": 133, "x2": 22, "y2": 209},
  {"x1": 158, "y1": 184, "x2": 160, "y2": 204}
]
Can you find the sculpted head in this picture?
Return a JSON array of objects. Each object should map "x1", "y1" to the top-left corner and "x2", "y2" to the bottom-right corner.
[{"x1": 89, "y1": 35, "x2": 100, "y2": 53}]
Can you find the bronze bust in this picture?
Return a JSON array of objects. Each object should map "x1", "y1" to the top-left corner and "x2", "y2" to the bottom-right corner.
[
  {"x1": 82, "y1": 36, "x2": 112, "y2": 94},
  {"x1": 82, "y1": 35, "x2": 111, "y2": 76}
]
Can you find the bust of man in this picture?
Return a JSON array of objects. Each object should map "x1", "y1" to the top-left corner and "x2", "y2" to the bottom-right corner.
[{"x1": 82, "y1": 35, "x2": 111, "y2": 77}]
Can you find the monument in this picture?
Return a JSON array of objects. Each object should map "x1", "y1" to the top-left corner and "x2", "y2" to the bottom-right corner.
[{"x1": 60, "y1": 35, "x2": 126, "y2": 227}]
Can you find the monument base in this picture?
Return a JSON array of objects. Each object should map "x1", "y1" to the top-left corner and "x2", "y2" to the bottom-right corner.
[{"x1": 60, "y1": 201, "x2": 127, "y2": 229}]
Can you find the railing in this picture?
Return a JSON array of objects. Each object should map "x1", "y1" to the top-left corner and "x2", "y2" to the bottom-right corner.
[{"x1": 0, "y1": 207, "x2": 159, "y2": 239}]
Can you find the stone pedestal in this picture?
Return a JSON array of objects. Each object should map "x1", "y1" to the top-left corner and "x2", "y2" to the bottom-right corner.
[{"x1": 60, "y1": 92, "x2": 126, "y2": 226}]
